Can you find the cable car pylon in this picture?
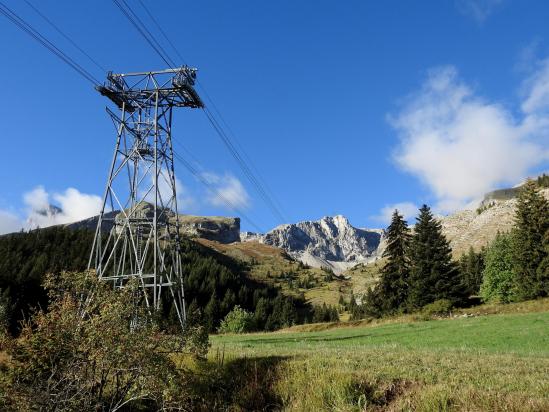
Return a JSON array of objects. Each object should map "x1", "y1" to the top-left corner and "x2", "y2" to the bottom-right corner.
[{"x1": 88, "y1": 66, "x2": 203, "y2": 330}]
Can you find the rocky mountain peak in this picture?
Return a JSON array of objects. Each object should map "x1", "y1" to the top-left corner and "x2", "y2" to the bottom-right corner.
[{"x1": 242, "y1": 215, "x2": 384, "y2": 273}]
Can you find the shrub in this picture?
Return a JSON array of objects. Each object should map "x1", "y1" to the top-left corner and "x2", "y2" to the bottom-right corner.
[
  {"x1": 0, "y1": 271, "x2": 196, "y2": 410},
  {"x1": 422, "y1": 299, "x2": 454, "y2": 316},
  {"x1": 218, "y1": 305, "x2": 254, "y2": 334}
]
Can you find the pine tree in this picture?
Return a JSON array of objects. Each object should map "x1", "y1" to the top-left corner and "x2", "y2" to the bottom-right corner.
[
  {"x1": 407, "y1": 205, "x2": 465, "y2": 309},
  {"x1": 537, "y1": 229, "x2": 549, "y2": 294},
  {"x1": 459, "y1": 246, "x2": 485, "y2": 296},
  {"x1": 512, "y1": 180, "x2": 549, "y2": 300},
  {"x1": 369, "y1": 210, "x2": 411, "y2": 314},
  {"x1": 253, "y1": 297, "x2": 269, "y2": 330},
  {"x1": 204, "y1": 291, "x2": 220, "y2": 332}
]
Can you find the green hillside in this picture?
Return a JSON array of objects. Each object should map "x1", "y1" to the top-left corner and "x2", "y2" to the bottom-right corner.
[{"x1": 199, "y1": 239, "x2": 380, "y2": 310}]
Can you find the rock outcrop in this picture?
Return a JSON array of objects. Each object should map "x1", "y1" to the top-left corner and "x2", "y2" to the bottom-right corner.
[
  {"x1": 68, "y1": 202, "x2": 240, "y2": 244},
  {"x1": 242, "y1": 215, "x2": 384, "y2": 273},
  {"x1": 178, "y1": 215, "x2": 240, "y2": 243}
]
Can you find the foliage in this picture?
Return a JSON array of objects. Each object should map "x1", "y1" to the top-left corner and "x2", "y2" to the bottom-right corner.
[
  {"x1": 367, "y1": 210, "x2": 411, "y2": 316},
  {"x1": 349, "y1": 290, "x2": 370, "y2": 320},
  {"x1": 458, "y1": 246, "x2": 485, "y2": 296},
  {"x1": 218, "y1": 305, "x2": 254, "y2": 334},
  {"x1": 0, "y1": 227, "x2": 94, "y2": 332},
  {"x1": 512, "y1": 179, "x2": 549, "y2": 300},
  {"x1": 480, "y1": 233, "x2": 517, "y2": 303},
  {"x1": 311, "y1": 303, "x2": 339, "y2": 323},
  {"x1": 407, "y1": 205, "x2": 466, "y2": 309},
  {"x1": 180, "y1": 301, "x2": 210, "y2": 360},
  {"x1": 353, "y1": 206, "x2": 470, "y2": 320},
  {"x1": 422, "y1": 299, "x2": 453, "y2": 316},
  {"x1": 536, "y1": 173, "x2": 549, "y2": 188},
  {"x1": 0, "y1": 226, "x2": 311, "y2": 334},
  {"x1": 0, "y1": 271, "x2": 193, "y2": 410},
  {"x1": 538, "y1": 228, "x2": 549, "y2": 294}
]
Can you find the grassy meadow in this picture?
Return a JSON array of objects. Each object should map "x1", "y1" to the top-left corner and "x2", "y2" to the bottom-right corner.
[{"x1": 197, "y1": 300, "x2": 549, "y2": 411}]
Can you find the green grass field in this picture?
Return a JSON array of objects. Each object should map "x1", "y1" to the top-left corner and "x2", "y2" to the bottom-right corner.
[{"x1": 204, "y1": 307, "x2": 549, "y2": 411}]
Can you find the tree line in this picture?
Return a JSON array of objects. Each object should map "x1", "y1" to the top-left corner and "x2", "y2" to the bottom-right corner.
[{"x1": 351, "y1": 179, "x2": 548, "y2": 319}]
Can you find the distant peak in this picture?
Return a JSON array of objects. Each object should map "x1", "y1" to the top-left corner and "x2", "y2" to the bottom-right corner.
[{"x1": 320, "y1": 214, "x2": 350, "y2": 223}]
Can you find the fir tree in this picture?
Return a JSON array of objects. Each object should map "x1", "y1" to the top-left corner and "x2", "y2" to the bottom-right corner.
[
  {"x1": 537, "y1": 229, "x2": 549, "y2": 294},
  {"x1": 407, "y1": 205, "x2": 466, "y2": 309},
  {"x1": 458, "y1": 246, "x2": 485, "y2": 296},
  {"x1": 204, "y1": 291, "x2": 220, "y2": 332},
  {"x1": 369, "y1": 210, "x2": 411, "y2": 314},
  {"x1": 512, "y1": 180, "x2": 549, "y2": 300}
]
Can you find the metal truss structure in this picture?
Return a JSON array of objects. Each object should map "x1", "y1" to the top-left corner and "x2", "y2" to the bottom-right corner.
[{"x1": 89, "y1": 66, "x2": 203, "y2": 329}]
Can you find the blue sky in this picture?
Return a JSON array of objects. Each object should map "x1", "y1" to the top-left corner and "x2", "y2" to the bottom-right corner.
[{"x1": 1, "y1": 0, "x2": 548, "y2": 234}]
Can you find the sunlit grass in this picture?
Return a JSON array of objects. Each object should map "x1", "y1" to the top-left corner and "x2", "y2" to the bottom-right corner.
[{"x1": 207, "y1": 305, "x2": 549, "y2": 411}]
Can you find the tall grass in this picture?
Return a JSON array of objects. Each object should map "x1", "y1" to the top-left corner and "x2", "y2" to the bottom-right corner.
[{"x1": 205, "y1": 302, "x2": 549, "y2": 411}]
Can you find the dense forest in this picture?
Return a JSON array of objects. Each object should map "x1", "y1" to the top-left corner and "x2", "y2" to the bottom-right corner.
[{"x1": 0, "y1": 226, "x2": 314, "y2": 333}]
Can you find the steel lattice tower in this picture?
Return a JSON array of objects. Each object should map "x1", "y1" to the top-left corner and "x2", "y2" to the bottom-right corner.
[{"x1": 89, "y1": 67, "x2": 203, "y2": 329}]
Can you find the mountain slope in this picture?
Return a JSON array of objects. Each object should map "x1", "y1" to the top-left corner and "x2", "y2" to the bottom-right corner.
[
  {"x1": 440, "y1": 187, "x2": 549, "y2": 256},
  {"x1": 197, "y1": 238, "x2": 349, "y2": 306},
  {"x1": 66, "y1": 202, "x2": 240, "y2": 244},
  {"x1": 242, "y1": 215, "x2": 384, "y2": 273}
]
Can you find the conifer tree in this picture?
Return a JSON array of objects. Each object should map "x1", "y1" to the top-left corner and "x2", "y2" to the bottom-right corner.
[
  {"x1": 537, "y1": 229, "x2": 549, "y2": 294},
  {"x1": 369, "y1": 209, "x2": 411, "y2": 314},
  {"x1": 407, "y1": 205, "x2": 465, "y2": 309},
  {"x1": 512, "y1": 180, "x2": 549, "y2": 299},
  {"x1": 204, "y1": 291, "x2": 220, "y2": 331},
  {"x1": 458, "y1": 246, "x2": 485, "y2": 296}
]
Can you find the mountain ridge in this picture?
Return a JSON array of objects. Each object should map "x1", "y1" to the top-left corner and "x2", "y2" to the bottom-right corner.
[{"x1": 241, "y1": 215, "x2": 385, "y2": 274}]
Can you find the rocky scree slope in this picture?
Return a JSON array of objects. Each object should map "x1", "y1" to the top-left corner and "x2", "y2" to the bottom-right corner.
[
  {"x1": 440, "y1": 187, "x2": 549, "y2": 257},
  {"x1": 241, "y1": 215, "x2": 384, "y2": 274}
]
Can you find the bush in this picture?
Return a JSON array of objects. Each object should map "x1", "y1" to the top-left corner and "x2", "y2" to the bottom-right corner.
[
  {"x1": 0, "y1": 271, "x2": 197, "y2": 410},
  {"x1": 422, "y1": 299, "x2": 454, "y2": 316},
  {"x1": 218, "y1": 305, "x2": 254, "y2": 334}
]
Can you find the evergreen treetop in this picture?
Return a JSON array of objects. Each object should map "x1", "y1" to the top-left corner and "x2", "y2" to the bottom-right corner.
[
  {"x1": 407, "y1": 204, "x2": 465, "y2": 309},
  {"x1": 370, "y1": 209, "x2": 411, "y2": 315}
]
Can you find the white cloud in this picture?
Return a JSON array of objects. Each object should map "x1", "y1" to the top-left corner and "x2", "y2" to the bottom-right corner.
[
  {"x1": 521, "y1": 57, "x2": 549, "y2": 116},
  {"x1": 390, "y1": 64, "x2": 549, "y2": 214},
  {"x1": 170, "y1": 175, "x2": 197, "y2": 212},
  {"x1": 202, "y1": 172, "x2": 250, "y2": 210},
  {"x1": 53, "y1": 188, "x2": 103, "y2": 223},
  {"x1": 372, "y1": 202, "x2": 419, "y2": 225},
  {"x1": 455, "y1": 0, "x2": 503, "y2": 23},
  {"x1": 25, "y1": 186, "x2": 102, "y2": 228},
  {"x1": 0, "y1": 210, "x2": 23, "y2": 235},
  {"x1": 23, "y1": 186, "x2": 49, "y2": 212}
]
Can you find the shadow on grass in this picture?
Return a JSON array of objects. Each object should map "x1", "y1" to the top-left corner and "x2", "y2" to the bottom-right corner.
[
  {"x1": 188, "y1": 355, "x2": 288, "y2": 411},
  {"x1": 231, "y1": 325, "x2": 438, "y2": 346}
]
